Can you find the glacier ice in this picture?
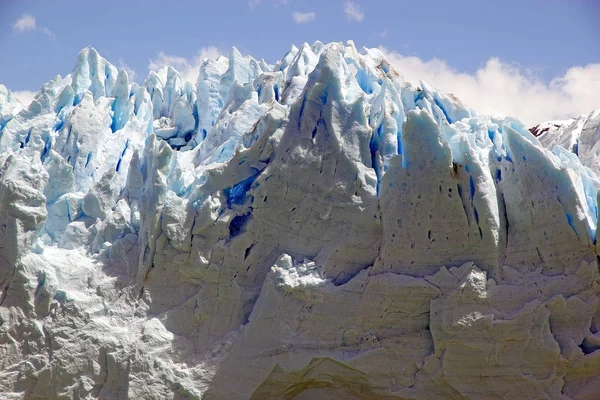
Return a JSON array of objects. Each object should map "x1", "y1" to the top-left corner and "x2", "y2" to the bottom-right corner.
[{"x1": 1, "y1": 41, "x2": 600, "y2": 399}]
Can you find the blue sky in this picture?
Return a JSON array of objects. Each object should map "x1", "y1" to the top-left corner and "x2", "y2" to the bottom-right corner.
[{"x1": 1, "y1": 0, "x2": 599, "y2": 124}]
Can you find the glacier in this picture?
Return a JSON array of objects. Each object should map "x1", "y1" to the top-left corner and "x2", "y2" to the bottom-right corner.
[{"x1": 0, "y1": 41, "x2": 599, "y2": 399}]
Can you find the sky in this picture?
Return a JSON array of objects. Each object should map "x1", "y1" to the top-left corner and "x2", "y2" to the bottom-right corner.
[{"x1": 0, "y1": 0, "x2": 599, "y2": 125}]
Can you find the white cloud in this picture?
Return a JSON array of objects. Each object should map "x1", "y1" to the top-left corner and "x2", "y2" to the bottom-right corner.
[
  {"x1": 249, "y1": 0, "x2": 288, "y2": 8},
  {"x1": 13, "y1": 13, "x2": 55, "y2": 38},
  {"x1": 344, "y1": 1, "x2": 364, "y2": 22},
  {"x1": 41, "y1": 27, "x2": 56, "y2": 39},
  {"x1": 149, "y1": 47, "x2": 222, "y2": 84},
  {"x1": 197, "y1": 47, "x2": 222, "y2": 63},
  {"x1": 292, "y1": 11, "x2": 316, "y2": 24},
  {"x1": 12, "y1": 90, "x2": 37, "y2": 107},
  {"x1": 13, "y1": 14, "x2": 36, "y2": 32},
  {"x1": 381, "y1": 48, "x2": 600, "y2": 126},
  {"x1": 379, "y1": 27, "x2": 389, "y2": 38},
  {"x1": 149, "y1": 52, "x2": 189, "y2": 71}
]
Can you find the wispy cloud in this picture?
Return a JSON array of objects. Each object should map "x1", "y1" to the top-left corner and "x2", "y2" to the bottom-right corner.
[
  {"x1": 149, "y1": 52, "x2": 189, "y2": 72},
  {"x1": 379, "y1": 27, "x2": 389, "y2": 38},
  {"x1": 149, "y1": 47, "x2": 222, "y2": 84},
  {"x1": 248, "y1": 0, "x2": 262, "y2": 8},
  {"x1": 13, "y1": 14, "x2": 36, "y2": 32},
  {"x1": 250, "y1": 0, "x2": 291, "y2": 9},
  {"x1": 13, "y1": 13, "x2": 55, "y2": 39},
  {"x1": 41, "y1": 27, "x2": 56, "y2": 39},
  {"x1": 381, "y1": 48, "x2": 600, "y2": 125},
  {"x1": 292, "y1": 11, "x2": 316, "y2": 24},
  {"x1": 344, "y1": 1, "x2": 364, "y2": 22}
]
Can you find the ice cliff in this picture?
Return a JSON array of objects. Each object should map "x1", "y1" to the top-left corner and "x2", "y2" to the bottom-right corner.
[{"x1": 1, "y1": 42, "x2": 599, "y2": 399}]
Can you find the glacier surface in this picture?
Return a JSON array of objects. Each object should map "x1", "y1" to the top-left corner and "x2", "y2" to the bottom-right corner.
[{"x1": 0, "y1": 42, "x2": 599, "y2": 399}]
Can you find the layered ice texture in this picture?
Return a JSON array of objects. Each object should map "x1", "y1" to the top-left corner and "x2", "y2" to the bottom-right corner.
[{"x1": 1, "y1": 42, "x2": 599, "y2": 399}]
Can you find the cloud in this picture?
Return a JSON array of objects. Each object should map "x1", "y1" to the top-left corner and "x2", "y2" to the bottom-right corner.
[
  {"x1": 344, "y1": 1, "x2": 364, "y2": 22},
  {"x1": 41, "y1": 27, "x2": 56, "y2": 39},
  {"x1": 292, "y1": 11, "x2": 316, "y2": 24},
  {"x1": 381, "y1": 48, "x2": 600, "y2": 126},
  {"x1": 379, "y1": 27, "x2": 389, "y2": 38},
  {"x1": 197, "y1": 47, "x2": 223, "y2": 63},
  {"x1": 13, "y1": 13, "x2": 55, "y2": 39},
  {"x1": 13, "y1": 14, "x2": 36, "y2": 32},
  {"x1": 249, "y1": 0, "x2": 288, "y2": 8},
  {"x1": 149, "y1": 47, "x2": 222, "y2": 84},
  {"x1": 12, "y1": 90, "x2": 37, "y2": 107},
  {"x1": 248, "y1": 0, "x2": 261, "y2": 8},
  {"x1": 149, "y1": 52, "x2": 189, "y2": 71}
]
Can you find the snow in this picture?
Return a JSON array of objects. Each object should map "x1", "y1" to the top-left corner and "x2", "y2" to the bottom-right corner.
[
  {"x1": 1, "y1": 42, "x2": 600, "y2": 399},
  {"x1": 271, "y1": 253, "x2": 328, "y2": 292}
]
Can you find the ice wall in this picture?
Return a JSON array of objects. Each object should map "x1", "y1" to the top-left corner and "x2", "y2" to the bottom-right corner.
[{"x1": 0, "y1": 42, "x2": 599, "y2": 399}]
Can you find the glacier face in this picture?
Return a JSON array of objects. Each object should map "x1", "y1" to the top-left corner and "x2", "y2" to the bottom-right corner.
[
  {"x1": 535, "y1": 110, "x2": 600, "y2": 172},
  {"x1": 0, "y1": 42, "x2": 600, "y2": 399}
]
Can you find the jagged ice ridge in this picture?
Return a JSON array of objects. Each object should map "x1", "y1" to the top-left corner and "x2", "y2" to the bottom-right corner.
[{"x1": 0, "y1": 41, "x2": 600, "y2": 399}]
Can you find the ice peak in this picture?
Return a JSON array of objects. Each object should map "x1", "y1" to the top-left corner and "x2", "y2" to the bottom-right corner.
[
  {"x1": 113, "y1": 69, "x2": 130, "y2": 99},
  {"x1": 227, "y1": 47, "x2": 254, "y2": 84},
  {"x1": 285, "y1": 42, "x2": 318, "y2": 81},
  {"x1": 71, "y1": 46, "x2": 118, "y2": 104},
  {"x1": 310, "y1": 40, "x2": 324, "y2": 54},
  {"x1": 0, "y1": 84, "x2": 25, "y2": 128}
]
